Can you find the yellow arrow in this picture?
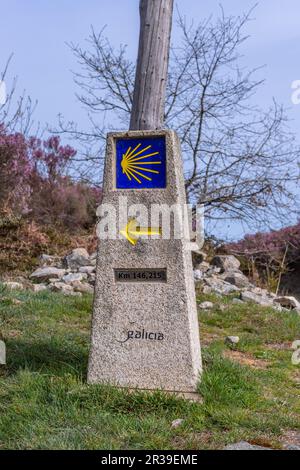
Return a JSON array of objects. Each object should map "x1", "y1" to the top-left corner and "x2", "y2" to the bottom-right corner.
[{"x1": 120, "y1": 218, "x2": 161, "y2": 245}]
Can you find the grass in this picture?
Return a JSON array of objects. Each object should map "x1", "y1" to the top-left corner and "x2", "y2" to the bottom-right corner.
[{"x1": 0, "y1": 285, "x2": 299, "y2": 450}]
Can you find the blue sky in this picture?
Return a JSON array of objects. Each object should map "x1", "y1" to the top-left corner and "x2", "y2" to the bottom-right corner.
[{"x1": 1, "y1": 0, "x2": 300, "y2": 238}]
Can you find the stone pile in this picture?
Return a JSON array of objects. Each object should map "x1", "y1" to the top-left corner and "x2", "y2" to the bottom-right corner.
[
  {"x1": 27, "y1": 248, "x2": 97, "y2": 297},
  {"x1": 1, "y1": 248, "x2": 300, "y2": 314},
  {"x1": 193, "y1": 251, "x2": 300, "y2": 314}
]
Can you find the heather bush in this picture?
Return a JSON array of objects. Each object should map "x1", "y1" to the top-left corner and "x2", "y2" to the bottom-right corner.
[
  {"x1": 227, "y1": 222, "x2": 300, "y2": 291},
  {"x1": 228, "y1": 223, "x2": 300, "y2": 262},
  {"x1": 29, "y1": 135, "x2": 76, "y2": 182},
  {"x1": 0, "y1": 127, "x2": 101, "y2": 232},
  {"x1": 30, "y1": 176, "x2": 101, "y2": 229},
  {"x1": 28, "y1": 135, "x2": 100, "y2": 229},
  {"x1": 0, "y1": 124, "x2": 32, "y2": 218}
]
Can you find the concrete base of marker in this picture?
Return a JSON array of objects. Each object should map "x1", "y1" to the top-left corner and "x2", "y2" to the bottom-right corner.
[{"x1": 88, "y1": 130, "x2": 202, "y2": 393}]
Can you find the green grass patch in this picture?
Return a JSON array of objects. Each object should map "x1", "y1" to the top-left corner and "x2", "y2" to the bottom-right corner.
[{"x1": 0, "y1": 285, "x2": 299, "y2": 449}]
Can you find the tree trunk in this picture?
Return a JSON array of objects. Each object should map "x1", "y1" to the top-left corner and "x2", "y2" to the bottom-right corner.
[{"x1": 130, "y1": 0, "x2": 174, "y2": 131}]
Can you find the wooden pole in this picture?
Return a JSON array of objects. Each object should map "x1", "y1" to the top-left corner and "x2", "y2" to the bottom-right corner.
[{"x1": 130, "y1": 0, "x2": 174, "y2": 131}]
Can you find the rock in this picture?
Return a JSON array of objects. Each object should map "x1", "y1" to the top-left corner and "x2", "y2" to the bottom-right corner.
[
  {"x1": 62, "y1": 272, "x2": 88, "y2": 284},
  {"x1": 193, "y1": 270, "x2": 203, "y2": 281},
  {"x1": 198, "y1": 301, "x2": 214, "y2": 310},
  {"x1": 252, "y1": 286, "x2": 270, "y2": 296},
  {"x1": 232, "y1": 298, "x2": 244, "y2": 304},
  {"x1": 204, "y1": 277, "x2": 240, "y2": 295},
  {"x1": 224, "y1": 441, "x2": 272, "y2": 450},
  {"x1": 219, "y1": 304, "x2": 227, "y2": 311},
  {"x1": 78, "y1": 266, "x2": 95, "y2": 274},
  {"x1": 30, "y1": 267, "x2": 66, "y2": 282},
  {"x1": 171, "y1": 418, "x2": 184, "y2": 429},
  {"x1": 90, "y1": 251, "x2": 97, "y2": 260},
  {"x1": 50, "y1": 282, "x2": 74, "y2": 293},
  {"x1": 32, "y1": 284, "x2": 48, "y2": 293},
  {"x1": 273, "y1": 304, "x2": 284, "y2": 312},
  {"x1": 225, "y1": 336, "x2": 240, "y2": 347},
  {"x1": 72, "y1": 281, "x2": 94, "y2": 294},
  {"x1": 63, "y1": 248, "x2": 90, "y2": 270},
  {"x1": 273, "y1": 296, "x2": 300, "y2": 313},
  {"x1": 192, "y1": 249, "x2": 206, "y2": 267},
  {"x1": 49, "y1": 282, "x2": 82, "y2": 297},
  {"x1": 205, "y1": 266, "x2": 221, "y2": 276},
  {"x1": 39, "y1": 254, "x2": 61, "y2": 267},
  {"x1": 68, "y1": 291, "x2": 82, "y2": 297},
  {"x1": 202, "y1": 285, "x2": 212, "y2": 294},
  {"x1": 284, "y1": 444, "x2": 300, "y2": 450},
  {"x1": 241, "y1": 290, "x2": 273, "y2": 307},
  {"x1": 222, "y1": 271, "x2": 251, "y2": 288},
  {"x1": 2, "y1": 281, "x2": 24, "y2": 290},
  {"x1": 195, "y1": 261, "x2": 210, "y2": 272},
  {"x1": 211, "y1": 255, "x2": 240, "y2": 273},
  {"x1": 281, "y1": 430, "x2": 300, "y2": 449}
]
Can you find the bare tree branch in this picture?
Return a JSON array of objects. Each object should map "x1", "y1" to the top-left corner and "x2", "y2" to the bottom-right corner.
[
  {"x1": 0, "y1": 56, "x2": 37, "y2": 135},
  {"x1": 55, "y1": 7, "x2": 300, "y2": 231}
]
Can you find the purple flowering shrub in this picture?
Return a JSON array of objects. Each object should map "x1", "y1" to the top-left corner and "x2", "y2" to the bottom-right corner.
[
  {"x1": 29, "y1": 136, "x2": 76, "y2": 182},
  {"x1": 28, "y1": 136, "x2": 100, "y2": 228},
  {"x1": 0, "y1": 126, "x2": 101, "y2": 230},
  {"x1": 227, "y1": 223, "x2": 300, "y2": 262},
  {"x1": 0, "y1": 124, "x2": 32, "y2": 217},
  {"x1": 30, "y1": 176, "x2": 101, "y2": 229},
  {"x1": 227, "y1": 223, "x2": 300, "y2": 289}
]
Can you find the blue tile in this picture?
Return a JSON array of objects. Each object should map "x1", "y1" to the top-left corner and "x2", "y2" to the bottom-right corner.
[{"x1": 116, "y1": 136, "x2": 166, "y2": 189}]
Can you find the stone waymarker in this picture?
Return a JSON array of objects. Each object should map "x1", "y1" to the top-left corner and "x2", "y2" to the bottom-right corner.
[{"x1": 88, "y1": 129, "x2": 202, "y2": 394}]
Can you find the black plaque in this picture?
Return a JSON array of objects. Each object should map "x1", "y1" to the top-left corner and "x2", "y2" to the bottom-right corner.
[{"x1": 114, "y1": 268, "x2": 167, "y2": 283}]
